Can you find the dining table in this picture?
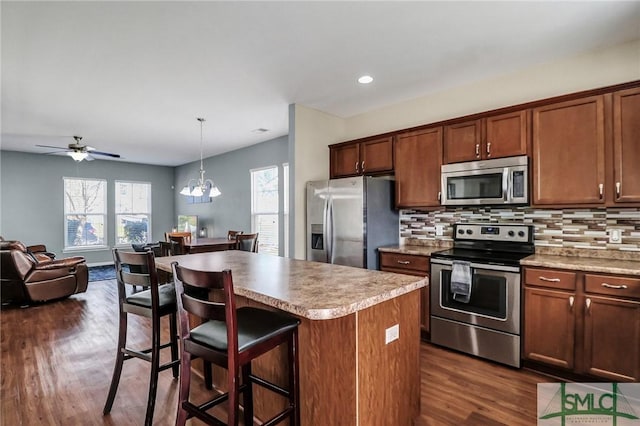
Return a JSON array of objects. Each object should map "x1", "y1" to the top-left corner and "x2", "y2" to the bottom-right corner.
[{"x1": 182, "y1": 237, "x2": 237, "y2": 254}]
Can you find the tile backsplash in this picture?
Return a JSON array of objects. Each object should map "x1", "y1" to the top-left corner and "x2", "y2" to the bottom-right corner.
[{"x1": 400, "y1": 207, "x2": 640, "y2": 252}]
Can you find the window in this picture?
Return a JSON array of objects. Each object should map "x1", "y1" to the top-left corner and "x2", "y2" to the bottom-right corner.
[
  {"x1": 64, "y1": 178, "x2": 107, "y2": 249},
  {"x1": 115, "y1": 181, "x2": 152, "y2": 245},
  {"x1": 283, "y1": 163, "x2": 289, "y2": 258},
  {"x1": 251, "y1": 166, "x2": 278, "y2": 255}
]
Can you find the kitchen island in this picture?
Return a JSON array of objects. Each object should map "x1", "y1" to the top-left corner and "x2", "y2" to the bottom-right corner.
[{"x1": 155, "y1": 250, "x2": 426, "y2": 425}]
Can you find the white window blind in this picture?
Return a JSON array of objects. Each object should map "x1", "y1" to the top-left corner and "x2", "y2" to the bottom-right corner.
[{"x1": 251, "y1": 166, "x2": 278, "y2": 255}]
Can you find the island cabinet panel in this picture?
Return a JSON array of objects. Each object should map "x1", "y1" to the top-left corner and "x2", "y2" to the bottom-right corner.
[
  {"x1": 523, "y1": 286, "x2": 576, "y2": 370},
  {"x1": 330, "y1": 136, "x2": 393, "y2": 178},
  {"x1": 583, "y1": 295, "x2": 640, "y2": 382},
  {"x1": 612, "y1": 87, "x2": 640, "y2": 204},
  {"x1": 357, "y1": 290, "x2": 421, "y2": 425},
  {"x1": 395, "y1": 127, "x2": 443, "y2": 208},
  {"x1": 443, "y1": 110, "x2": 528, "y2": 163},
  {"x1": 532, "y1": 95, "x2": 606, "y2": 206}
]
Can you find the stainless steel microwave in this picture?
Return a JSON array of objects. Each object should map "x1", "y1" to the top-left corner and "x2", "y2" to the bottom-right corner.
[{"x1": 441, "y1": 155, "x2": 528, "y2": 206}]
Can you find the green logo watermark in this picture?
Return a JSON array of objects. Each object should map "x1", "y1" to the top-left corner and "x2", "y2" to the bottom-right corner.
[{"x1": 538, "y1": 383, "x2": 640, "y2": 425}]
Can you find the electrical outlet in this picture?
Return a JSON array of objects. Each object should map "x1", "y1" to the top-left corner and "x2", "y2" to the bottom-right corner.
[
  {"x1": 435, "y1": 224, "x2": 444, "y2": 236},
  {"x1": 609, "y1": 228, "x2": 622, "y2": 244},
  {"x1": 385, "y1": 324, "x2": 399, "y2": 344}
]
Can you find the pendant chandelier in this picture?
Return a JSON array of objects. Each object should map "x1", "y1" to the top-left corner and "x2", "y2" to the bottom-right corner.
[{"x1": 179, "y1": 118, "x2": 221, "y2": 198}]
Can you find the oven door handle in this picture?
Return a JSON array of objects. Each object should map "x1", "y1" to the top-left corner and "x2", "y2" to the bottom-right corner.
[{"x1": 430, "y1": 257, "x2": 520, "y2": 273}]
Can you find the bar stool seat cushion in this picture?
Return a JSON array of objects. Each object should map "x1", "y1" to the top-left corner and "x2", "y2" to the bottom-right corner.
[
  {"x1": 126, "y1": 283, "x2": 176, "y2": 308},
  {"x1": 191, "y1": 307, "x2": 300, "y2": 352}
]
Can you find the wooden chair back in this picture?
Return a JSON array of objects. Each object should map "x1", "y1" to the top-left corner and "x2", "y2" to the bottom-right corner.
[
  {"x1": 167, "y1": 236, "x2": 188, "y2": 255},
  {"x1": 165, "y1": 232, "x2": 192, "y2": 244},
  {"x1": 227, "y1": 230, "x2": 243, "y2": 241},
  {"x1": 113, "y1": 249, "x2": 160, "y2": 310},
  {"x1": 236, "y1": 233, "x2": 258, "y2": 253}
]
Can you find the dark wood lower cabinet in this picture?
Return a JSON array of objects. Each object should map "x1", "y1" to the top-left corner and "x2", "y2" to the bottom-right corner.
[
  {"x1": 523, "y1": 267, "x2": 640, "y2": 382},
  {"x1": 523, "y1": 287, "x2": 576, "y2": 370},
  {"x1": 583, "y1": 295, "x2": 640, "y2": 382},
  {"x1": 380, "y1": 251, "x2": 430, "y2": 336}
]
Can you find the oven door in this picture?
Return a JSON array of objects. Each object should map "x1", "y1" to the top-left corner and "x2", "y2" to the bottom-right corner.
[{"x1": 430, "y1": 258, "x2": 521, "y2": 334}]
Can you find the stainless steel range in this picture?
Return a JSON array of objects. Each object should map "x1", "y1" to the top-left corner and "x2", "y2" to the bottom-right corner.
[{"x1": 430, "y1": 223, "x2": 534, "y2": 368}]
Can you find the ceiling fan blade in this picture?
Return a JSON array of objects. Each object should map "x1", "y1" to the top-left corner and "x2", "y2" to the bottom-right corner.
[
  {"x1": 89, "y1": 150, "x2": 121, "y2": 158},
  {"x1": 36, "y1": 144, "x2": 69, "y2": 150},
  {"x1": 85, "y1": 154, "x2": 96, "y2": 161}
]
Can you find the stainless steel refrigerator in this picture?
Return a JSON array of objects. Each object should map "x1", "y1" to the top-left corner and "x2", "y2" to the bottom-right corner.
[{"x1": 306, "y1": 176, "x2": 398, "y2": 270}]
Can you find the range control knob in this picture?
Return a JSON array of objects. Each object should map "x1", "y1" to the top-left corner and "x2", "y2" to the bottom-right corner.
[
  {"x1": 458, "y1": 229, "x2": 465, "y2": 235},
  {"x1": 465, "y1": 229, "x2": 473, "y2": 235},
  {"x1": 518, "y1": 230, "x2": 526, "y2": 237},
  {"x1": 508, "y1": 230, "x2": 515, "y2": 237}
]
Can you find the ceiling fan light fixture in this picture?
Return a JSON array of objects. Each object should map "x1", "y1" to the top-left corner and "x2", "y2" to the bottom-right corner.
[{"x1": 68, "y1": 151, "x2": 88, "y2": 162}]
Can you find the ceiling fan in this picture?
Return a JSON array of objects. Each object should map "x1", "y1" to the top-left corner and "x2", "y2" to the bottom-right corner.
[{"x1": 36, "y1": 136, "x2": 121, "y2": 162}]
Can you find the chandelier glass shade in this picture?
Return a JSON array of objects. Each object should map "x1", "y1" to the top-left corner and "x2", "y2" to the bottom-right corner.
[{"x1": 180, "y1": 118, "x2": 221, "y2": 198}]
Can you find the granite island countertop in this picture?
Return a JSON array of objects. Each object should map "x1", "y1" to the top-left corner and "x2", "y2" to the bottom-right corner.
[
  {"x1": 378, "y1": 243, "x2": 451, "y2": 257},
  {"x1": 155, "y1": 250, "x2": 427, "y2": 320}
]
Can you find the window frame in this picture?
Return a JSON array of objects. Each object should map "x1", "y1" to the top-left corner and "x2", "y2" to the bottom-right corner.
[
  {"x1": 250, "y1": 165, "x2": 279, "y2": 255},
  {"x1": 63, "y1": 177, "x2": 108, "y2": 251},
  {"x1": 114, "y1": 180, "x2": 152, "y2": 247}
]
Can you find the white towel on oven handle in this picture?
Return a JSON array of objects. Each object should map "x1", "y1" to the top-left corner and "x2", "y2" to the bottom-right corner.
[{"x1": 450, "y1": 260, "x2": 472, "y2": 303}]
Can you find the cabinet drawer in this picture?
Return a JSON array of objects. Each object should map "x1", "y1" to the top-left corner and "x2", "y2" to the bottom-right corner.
[
  {"x1": 380, "y1": 253, "x2": 429, "y2": 276},
  {"x1": 524, "y1": 267, "x2": 576, "y2": 290},
  {"x1": 585, "y1": 274, "x2": 640, "y2": 299}
]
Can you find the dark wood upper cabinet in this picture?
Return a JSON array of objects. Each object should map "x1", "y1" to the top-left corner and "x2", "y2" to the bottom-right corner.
[
  {"x1": 330, "y1": 136, "x2": 393, "y2": 179},
  {"x1": 395, "y1": 127, "x2": 443, "y2": 208},
  {"x1": 443, "y1": 110, "x2": 528, "y2": 163},
  {"x1": 612, "y1": 87, "x2": 640, "y2": 204},
  {"x1": 532, "y1": 95, "x2": 606, "y2": 206}
]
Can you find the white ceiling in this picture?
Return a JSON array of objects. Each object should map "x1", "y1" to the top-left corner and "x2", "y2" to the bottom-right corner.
[{"x1": 2, "y1": 1, "x2": 639, "y2": 166}]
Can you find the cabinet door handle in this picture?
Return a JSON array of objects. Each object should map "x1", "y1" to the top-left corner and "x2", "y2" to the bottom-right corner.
[
  {"x1": 569, "y1": 296, "x2": 574, "y2": 310},
  {"x1": 539, "y1": 276, "x2": 561, "y2": 282},
  {"x1": 598, "y1": 183, "x2": 604, "y2": 199},
  {"x1": 437, "y1": 191, "x2": 441, "y2": 201},
  {"x1": 361, "y1": 161, "x2": 365, "y2": 172},
  {"x1": 397, "y1": 260, "x2": 411, "y2": 265},
  {"x1": 486, "y1": 142, "x2": 491, "y2": 157},
  {"x1": 616, "y1": 182, "x2": 621, "y2": 198},
  {"x1": 585, "y1": 298, "x2": 592, "y2": 314},
  {"x1": 355, "y1": 161, "x2": 359, "y2": 173},
  {"x1": 601, "y1": 282, "x2": 628, "y2": 290},
  {"x1": 475, "y1": 143, "x2": 480, "y2": 158}
]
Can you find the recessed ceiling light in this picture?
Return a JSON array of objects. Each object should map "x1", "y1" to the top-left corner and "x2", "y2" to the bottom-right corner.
[{"x1": 358, "y1": 75, "x2": 373, "y2": 84}]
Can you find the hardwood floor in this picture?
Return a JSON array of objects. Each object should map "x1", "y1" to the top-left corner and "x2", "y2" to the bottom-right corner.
[{"x1": 1, "y1": 280, "x2": 554, "y2": 425}]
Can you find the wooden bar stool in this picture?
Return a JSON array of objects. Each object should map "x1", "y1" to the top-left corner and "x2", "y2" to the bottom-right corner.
[
  {"x1": 103, "y1": 249, "x2": 180, "y2": 426},
  {"x1": 235, "y1": 233, "x2": 258, "y2": 253},
  {"x1": 172, "y1": 263, "x2": 300, "y2": 426}
]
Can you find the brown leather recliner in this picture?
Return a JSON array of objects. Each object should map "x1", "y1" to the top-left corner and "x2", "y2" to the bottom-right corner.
[{"x1": 0, "y1": 240, "x2": 88, "y2": 304}]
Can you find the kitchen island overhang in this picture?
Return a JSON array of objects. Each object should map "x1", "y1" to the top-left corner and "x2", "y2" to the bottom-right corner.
[{"x1": 156, "y1": 251, "x2": 426, "y2": 425}]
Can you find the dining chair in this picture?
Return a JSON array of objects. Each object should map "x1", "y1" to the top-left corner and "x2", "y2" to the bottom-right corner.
[
  {"x1": 168, "y1": 235, "x2": 188, "y2": 255},
  {"x1": 227, "y1": 230, "x2": 243, "y2": 241},
  {"x1": 171, "y1": 263, "x2": 300, "y2": 426},
  {"x1": 103, "y1": 249, "x2": 180, "y2": 426},
  {"x1": 235, "y1": 233, "x2": 259, "y2": 253},
  {"x1": 166, "y1": 231, "x2": 192, "y2": 244}
]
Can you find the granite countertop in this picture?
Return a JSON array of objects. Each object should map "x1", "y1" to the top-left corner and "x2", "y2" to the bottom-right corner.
[
  {"x1": 378, "y1": 240, "x2": 452, "y2": 257},
  {"x1": 155, "y1": 251, "x2": 426, "y2": 320},
  {"x1": 380, "y1": 242, "x2": 639, "y2": 276},
  {"x1": 521, "y1": 254, "x2": 640, "y2": 276}
]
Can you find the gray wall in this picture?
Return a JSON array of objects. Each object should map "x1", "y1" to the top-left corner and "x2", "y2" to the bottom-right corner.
[
  {"x1": 174, "y1": 136, "x2": 289, "y2": 254},
  {"x1": 0, "y1": 150, "x2": 175, "y2": 264}
]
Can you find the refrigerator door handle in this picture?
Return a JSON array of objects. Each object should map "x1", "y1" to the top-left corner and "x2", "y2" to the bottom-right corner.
[
  {"x1": 322, "y1": 197, "x2": 330, "y2": 263},
  {"x1": 327, "y1": 197, "x2": 335, "y2": 263}
]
